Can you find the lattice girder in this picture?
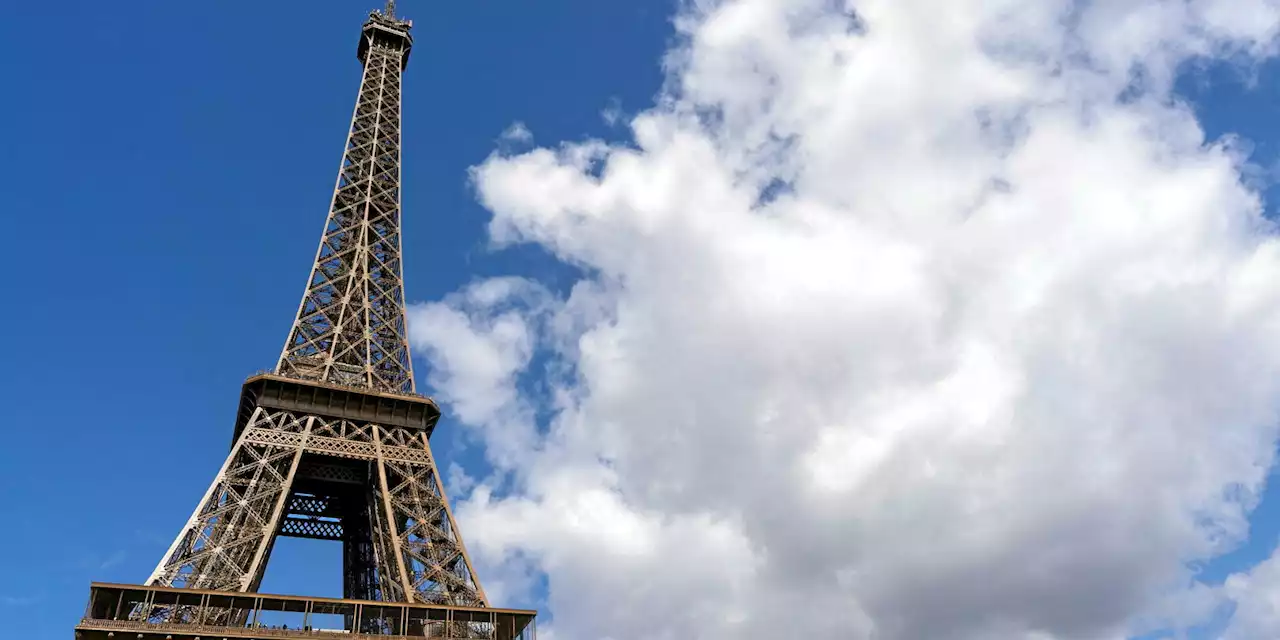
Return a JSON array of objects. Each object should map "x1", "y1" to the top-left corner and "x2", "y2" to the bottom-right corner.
[
  {"x1": 146, "y1": 406, "x2": 488, "y2": 607},
  {"x1": 278, "y1": 27, "x2": 415, "y2": 395}
]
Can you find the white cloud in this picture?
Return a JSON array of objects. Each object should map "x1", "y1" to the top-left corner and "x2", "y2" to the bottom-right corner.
[
  {"x1": 1223, "y1": 547, "x2": 1280, "y2": 637},
  {"x1": 409, "y1": 0, "x2": 1280, "y2": 638},
  {"x1": 500, "y1": 121, "x2": 534, "y2": 145},
  {"x1": 408, "y1": 277, "x2": 550, "y2": 470}
]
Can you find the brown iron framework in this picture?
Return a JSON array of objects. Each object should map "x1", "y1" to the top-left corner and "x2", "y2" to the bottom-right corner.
[{"x1": 77, "y1": 3, "x2": 532, "y2": 639}]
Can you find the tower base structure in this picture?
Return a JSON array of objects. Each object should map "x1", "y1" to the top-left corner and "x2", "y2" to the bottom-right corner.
[{"x1": 75, "y1": 583, "x2": 537, "y2": 640}]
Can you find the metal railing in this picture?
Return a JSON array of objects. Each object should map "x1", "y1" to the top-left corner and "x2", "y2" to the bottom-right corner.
[{"x1": 247, "y1": 368, "x2": 435, "y2": 403}]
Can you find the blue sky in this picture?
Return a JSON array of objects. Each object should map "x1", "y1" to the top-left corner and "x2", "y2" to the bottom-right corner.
[{"x1": 6, "y1": 1, "x2": 1280, "y2": 638}]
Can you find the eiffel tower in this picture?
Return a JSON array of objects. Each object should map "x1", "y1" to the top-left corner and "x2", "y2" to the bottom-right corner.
[{"x1": 75, "y1": 3, "x2": 536, "y2": 638}]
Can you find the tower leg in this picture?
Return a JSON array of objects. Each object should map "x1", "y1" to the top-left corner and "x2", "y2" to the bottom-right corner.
[
  {"x1": 147, "y1": 409, "x2": 311, "y2": 592},
  {"x1": 370, "y1": 428, "x2": 488, "y2": 608},
  {"x1": 342, "y1": 477, "x2": 380, "y2": 600}
]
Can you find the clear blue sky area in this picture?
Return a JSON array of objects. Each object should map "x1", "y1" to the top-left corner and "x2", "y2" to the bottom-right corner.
[{"x1": 3, "y1": 2, "x2": 1280, "y2": 639}]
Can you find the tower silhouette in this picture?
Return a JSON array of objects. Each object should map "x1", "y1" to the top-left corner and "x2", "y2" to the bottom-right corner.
[{"x1": 75, "y1": 4, "x2": 536, "y2": 639}]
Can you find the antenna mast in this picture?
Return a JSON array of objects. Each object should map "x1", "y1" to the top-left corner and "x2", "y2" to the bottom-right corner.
[{"x1": 385, "y1": 0, "x2": 396, "y2": 18}]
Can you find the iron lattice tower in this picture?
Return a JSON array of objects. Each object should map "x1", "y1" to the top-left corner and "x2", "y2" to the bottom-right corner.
[
  {"x1": 76, "y1": 4, "x2": 536, "y2": 639},
  {"x1": 146, "y1": 2, "x2": 483, "y2": 606}
]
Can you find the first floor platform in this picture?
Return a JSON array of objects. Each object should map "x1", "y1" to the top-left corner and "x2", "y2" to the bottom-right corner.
[{"x1": 74, "y1": 583, "x2": 536, "y2": 640}]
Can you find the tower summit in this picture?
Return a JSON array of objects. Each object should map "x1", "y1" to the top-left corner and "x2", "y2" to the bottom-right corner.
[{"x1": 75, "y1": 4, "x2": 536, "y2": 639}]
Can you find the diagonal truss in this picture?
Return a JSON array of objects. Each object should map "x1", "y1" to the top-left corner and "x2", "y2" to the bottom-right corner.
[
  {"x1": 146, "y1": 409, "x2": 314, "y2": 593},
  {"x1": 147, "y1": 408, "x2": 489, "y2": 607},
  {"x1": 277, "y1": 10, "x2": 416, "y2": 395}
]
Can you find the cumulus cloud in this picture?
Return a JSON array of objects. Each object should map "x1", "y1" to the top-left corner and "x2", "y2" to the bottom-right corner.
[
  {"x1": 1223, "y1": 548, "x2": 1280, "y2": 638},
  {"x1": 408, "y1": 277, "x2": 550, "y2": 471},
  {"x1": 408, "y1": 0, "x2": 1280, "y2": 638}
]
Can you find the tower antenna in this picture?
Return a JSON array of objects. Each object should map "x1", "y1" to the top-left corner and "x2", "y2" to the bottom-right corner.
[{"x1": 386, "y1": 0, "x2": 396, "y2": 18}]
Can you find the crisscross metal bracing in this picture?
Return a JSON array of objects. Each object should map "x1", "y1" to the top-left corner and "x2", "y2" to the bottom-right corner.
[{"x1": 277, "y1": 11, "x2": 416, "y2": 395}]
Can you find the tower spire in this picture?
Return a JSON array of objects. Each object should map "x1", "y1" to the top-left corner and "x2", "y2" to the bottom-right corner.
[{"x1": 385, "y1": 0, "x2": 396, "y2": 18}]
